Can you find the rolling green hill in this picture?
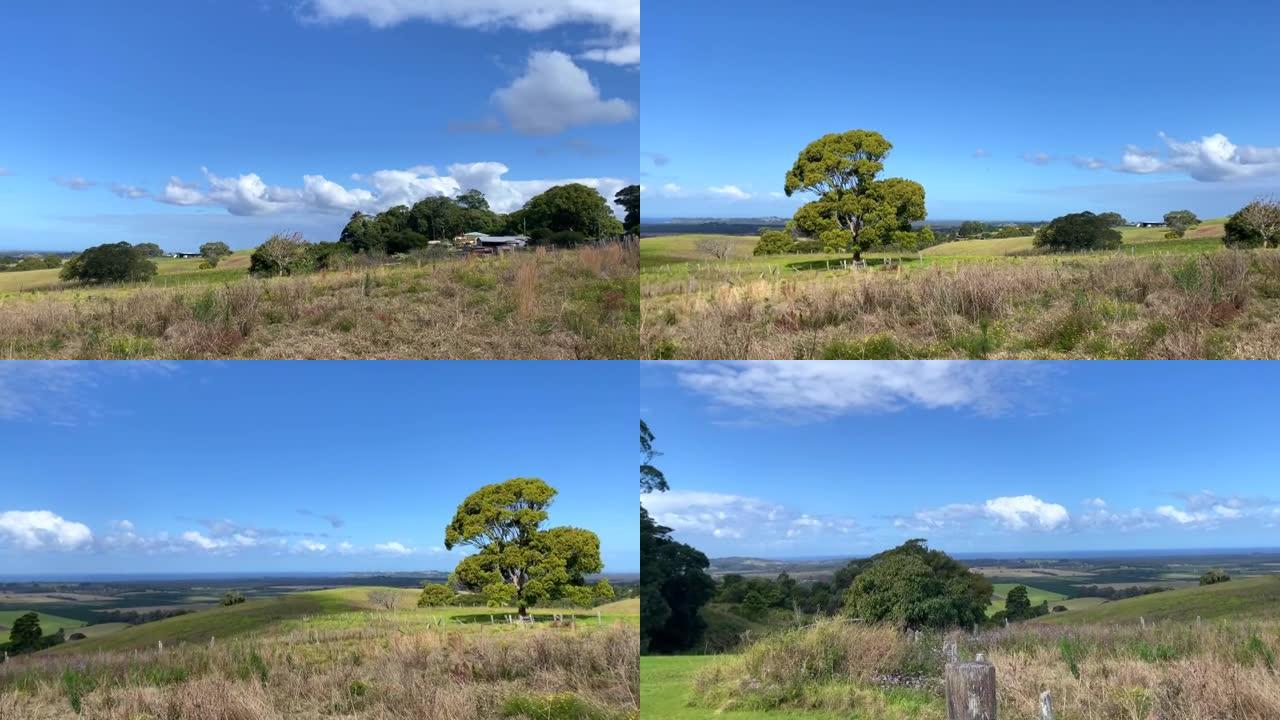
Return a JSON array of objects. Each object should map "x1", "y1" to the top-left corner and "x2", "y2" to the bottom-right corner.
[
  {"x1": 0, "y1": 609, "x2": 88, "y2": 635},
  {"x1": 988, "y1": 583, "x2": 1067, "y2": 616},
  {"x1": 1037, "y1": 575, "x2": 1280, "y2": 625}
]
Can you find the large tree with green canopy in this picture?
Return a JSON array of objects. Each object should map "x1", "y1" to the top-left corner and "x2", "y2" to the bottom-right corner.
[
  {"x1": 444, "y1": 477, "x2": 609, "y2": 617},
  {"x1": 841, "y1": 539, "x2": 992, "y2": 630},
  {"x1": 614, "y1": 184, "x2": 640, "y2": 232},
  {"x1": 784, "y1": 130, "x2": 927, "y2": 261},
  {"x1": 521, "y1": 183, "x2": 622, "y2": 242}
]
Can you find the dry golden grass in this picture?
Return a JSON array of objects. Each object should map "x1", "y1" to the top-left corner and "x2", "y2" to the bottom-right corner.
[
  {"x1": 0, "y1": 243, "x2": 637, "y2": 359},
  {"x1": 689, "y1": 618, "x2": 1280, "y2": 720},
  {"x1": 0, "y1": 622, "x2": 639, "y2": 720},
  {"x1": 643, "y1": 249, "x2": 1280, "y2": 359}
]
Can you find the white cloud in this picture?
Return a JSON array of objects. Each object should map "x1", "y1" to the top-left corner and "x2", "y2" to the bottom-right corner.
[
  {"x1": 1072, "y1": 156, "x2": 1107, "y2": 170},
  {"x1": 1117, "y1": 132, "x2": 1280, "y2": 181},
  {"x1": 374, "y1": 541, "x2": 412, "y2": 555},
  {"x1": 666, "y1": 361, "x2": 1034, "y2": 421},
  {"x1": 707, "y1": 185, "x2": 751, "y2": 201},
  {"x1": 493, "y1": 51, "x2": 634, "y2": 135},
  {"x1": 302, "y1": 0, "x2": 640, "y2": 66},
  {"x1": 110, "y1": 183, "x2": 149, "y2": 199},
  {"x1": 296, "y1": 540, "x2": 328, "y2": 553},
  {"x1": 1021, "y1": 152, "x2": 1053, "y2": 166},
  {"x1": 983, "y1": 495, "x2": 1070, "y2": 531},
  {"x1": 54, "y1": 176, "x2": 95, "y2": 190},
  {"x1": 643, "y1": 490, "x2": 860, "y2": 543},
  {"x1": 152, "y1": 162, "x2": 628, "y2": 217},
  {"x1": 1083, "y1": 497, "x2": 1107, "y2": 508},
  {"x1": 0, "y1": 510, "x2": 94, "y2": 551},
  {"x1": 0, "y1": 362, "x2": 177, "y2": 426},
  {"x1": 181, "y1": 531, "x2": 220, "y2": 551},
  {"x1": 973, "y1": 148, "x2": 990, "y2": 159}
]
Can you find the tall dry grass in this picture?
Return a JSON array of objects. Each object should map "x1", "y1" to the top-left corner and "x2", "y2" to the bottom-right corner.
[
  {"x1": 689, "y1": 618, "x2": 1280, "y2": 720},
  {"x1": 0, "y1": 622, "x2": 639, "y2": 720},
  {"x1": 643, "y1": 249, "x2": 1280, "y2": 359},
  {"x1": 0, "y1": 242, "x2": 638, "y2": 359}
]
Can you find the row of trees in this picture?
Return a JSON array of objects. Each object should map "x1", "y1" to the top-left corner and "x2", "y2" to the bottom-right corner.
[
  {"x1": 338, "y1": 184, "x2": 635, "y2": 256},
  {"x1": 0, "y1": 254, "x2": 63, "y2": 272}
]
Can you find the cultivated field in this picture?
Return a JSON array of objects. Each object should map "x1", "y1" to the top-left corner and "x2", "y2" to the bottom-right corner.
[
  {"x1": 0, "y1": 243, "x2": 637, "y2": 359},
  {"x1": 640, "y1": 222, "x2": 1280, "y2": 359},
  {"x1": 1, "y1": 586, "x2": 640, "y2": 719}
]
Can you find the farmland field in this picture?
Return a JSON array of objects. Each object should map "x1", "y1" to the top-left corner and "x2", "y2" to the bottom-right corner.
[
  {"x1": 1, "y1": 585, "x2": 640, "y2": 719},
  {"x1": 0, "y1": 243, "x2": 637, "y2": 359},
  {"x1": 640, "y1": 221, "x2": 1280, "y2": 360}
]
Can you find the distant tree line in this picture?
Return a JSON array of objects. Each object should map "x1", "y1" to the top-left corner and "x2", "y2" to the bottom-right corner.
[
  {"x1": 0, "y1": 254, "x2": 64, "y2": 272},
  {"x1": 90, "y1": 607, "x2": 193, "y2": 626},
  {"x1": 1070, "y1": 584, "x2": 1169, "y2": 601}
]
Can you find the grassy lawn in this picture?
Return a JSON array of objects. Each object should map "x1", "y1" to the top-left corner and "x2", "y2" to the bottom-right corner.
[
  {"x1": 641, "y1": 655, "x2": 844, "y2": 720},
  {"x1": 0, "y1": 244, "x2": 636, "y2": 359},
  {"x1": 0, "y1": 610, "x2": 88, "y2": 635},
  {"x1": 1037, "y1": 575, "x2": 1280, "y2": 625}
]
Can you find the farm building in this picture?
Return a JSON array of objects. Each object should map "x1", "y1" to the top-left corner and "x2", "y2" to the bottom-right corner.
[
  {"x1": 169, "y1": 252, "x2": 201, "y2": 258},
  {"x1": 457, "y1": 232, "x2": 490, "y2": 243},
  {"x1": 1134, "y1": 221, "x2": 1165, "y2": 228},
  {"x1": 473, "y1": 235, "x2": 529, "y2": 253}
]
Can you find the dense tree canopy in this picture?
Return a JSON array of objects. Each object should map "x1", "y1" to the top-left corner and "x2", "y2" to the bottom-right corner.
[
  {"x1": 521, "y1": 183, "x2": 624, "y2": 243},
  {"x1": 1003, "y1": 585, "x2": 1031, "y2": 619},
  {"x1": 1224, "y1": 198, "x2": 1280, "y2": 248},
  {"x1": 417, "y1": 583, "x2": 457, "y2": 607},
  {"x1": 200, "y1": 241, "x2": 232, "y2": 268},
  {"x1": 783, "y1": 130, "x2": 927, "y2": 261},
  {"x1": 444, "y1": 478, "x2": 607, "y2": 617},
  {"x1": 8, "y1": 612, "x2": 42, "y2": 652},
  {"x1": 614, "y1": 184, "x2": 640, "y2": 232},
  {"x1": 640, "y1": 420, "x2": 716, "y2": 653},
  {"x1": 1200, "y1": 568, "x2": 1231, "y2": 586},
  {"x1": 1097, "y1": 212, "x2": 1127, "y2": 227},
  {"x1": 134, "y1": 242, "x2": 165, "y2": 257},
  {"x1": 841, "y1": 539, "x2": 992, "y2": 630},
  {"x1": 1163, "y1": 209, "x2": 1200, "y2": 238},
  {"x1": 1033, "y1": 211, "x2": 1123, "y2": 252},
  {"x1": 60, "y1": 242, "x2": 157, "y2": 283}
]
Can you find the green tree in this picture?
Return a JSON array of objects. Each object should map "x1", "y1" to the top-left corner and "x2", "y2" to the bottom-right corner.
[
  {"x1": 841, "y1": 539, "x2": 992, "y2": 630},
  {"x1": 521, "y1": 184, "x2": 616, "y2": 240},
  {"x1": 740, "y1": 587, "x2": 771, "y2": 620},
  {"x1": 249, "y1": 231, "x2": 310, "y2": 276},
  {"x1": 8, "y1": 612, "x2": 42, "y2": 653},
  {"x1": 614, "y1": 184, "x2": 640, "y2": 232},
  {"x1": 563, "y1": 578, "x2": 615, "y2": 609},
  {"x1": 134, "y1": 242, "x2": 165, "y2": 257},
  {"x1": 958, "y1": 221, "x2": 989, "y2": 238},
  {"x1": 1004, "y1": 585, "x2": 1031, "y2": 620},
  {"x1": 59, "y1": 242, "x2": 157, "y2": 283},
  {"x1": 417, "y1": 583, "x2": 457, "y2": 607},
  {"x1": 640, "y1": 420, "x2": 668, "y2": 493},
  {"x1": 1224, "y1": 197, "x2": 1280, "y2": 249},
  {"x1": 445, "y1": 478, "x2": 603, "y2": 617},
  {"x1": 640, "y1": 419, "x2": 716, "y2": 653},
  {"x1": 1097, "y1": 212, "x2": 1127, "y2": 227},
  {"x1": 1200, "y1": 568, "x2": 1231, "y2": 586},
  {"x1": 783, "y1": 130, "x2": 927, "y2": 261},
  {"x1": 1033, "y1": 211, "x2": 1123, "y2": 252},
  {"x1": 753, "y1": 228, "x2": 795, "y2": 255},
  {"x1": 199, "y1": 241, "x2": 233, "y2": 268},
  {"x1": 220, "y1": 591, "x2": 245, "y2": 606},
  {"x1": 1163, "y1": 209, "x2": 1200, "y2": 238}
]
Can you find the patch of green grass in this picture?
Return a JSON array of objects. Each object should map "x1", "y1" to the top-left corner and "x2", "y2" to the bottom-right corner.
[
  {"x1": 501, "y1": 692, "x2": 615, "y2": 720},
  {"x1": 1039, "y1": 576, "x2": 1280, "y2": 625},
  {"x1": 821, "y1": 334, "x2": 924, "y2": 360},
  {"x1": 640, "y1": 656, "x2": 845, "y2": 720},
  {"x1": 0, "y1": 610, "x2": 87, "y2": 635}
]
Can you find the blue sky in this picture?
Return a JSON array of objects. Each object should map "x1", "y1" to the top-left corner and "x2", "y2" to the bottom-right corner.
[
  {"x1": 0, "y1": 361, "x2": 637, "y2": 575},
  {"x1": 641, "y1": 0, "x2": 1280, "y2": 221},
  {"x1": 640, "y1": 362, "x2": 1280, "y2": 558},
  {"x1": 0, "y1": 0, "x2": 638, "y2": 251}
]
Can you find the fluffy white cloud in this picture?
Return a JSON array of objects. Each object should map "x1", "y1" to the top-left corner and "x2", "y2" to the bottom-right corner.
[
  {"x1": 150, "y1": 162, "x2": 628, "y2": 217},
  {"x1": 302, "y1": 0, "x2": 640, "y2": 66},
  {"x1": 493, "y1": 51, "x2": 634, "y2": 135},
  {"x1": 666, "y1": 361, "x2": 1033, "y2": 420},
  {"x1": 1021, "y1": 152, "x2": 1053, "y2": 166},
  {"x1": 642, "y1": 490, "x2": 860, "y2": 543},
  {"x1": 374, "y1": 541, "x2": 412, "y2": 555},
  {"x1": 707, "y1": 185, "x2": 751, "y2": 201},
  {"x1": 296, "y1": 540, "x2": 328, "y2": 553},
  {"x1": 1118, "y1": 132, "x2": 1280, "y2": 181},
  {"x1": 983, "y1": 495, "x2": 1070, "y2": 531},
  {"x1": 0, "y1": 510, "x2": 93, "y2": 551}
]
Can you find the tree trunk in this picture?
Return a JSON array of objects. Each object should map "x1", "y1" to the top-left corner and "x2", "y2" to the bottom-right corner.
[{"x1": 518, "y1": 604, "x2": 528, "y2": 618}]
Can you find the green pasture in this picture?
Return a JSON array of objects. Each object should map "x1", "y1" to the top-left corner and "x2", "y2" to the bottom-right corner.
[
  {"x1": 0, "y1": 251, "x2": 252, "y2": 295},
  {"x1": 641, "y1": 655, "x2": 845, "y2": 720},
  {"x1": 1037, "y1": 575, "x2": 1280, "y2": 625},
  {"x1": 0, "y1": 609, "x2": 88, "y2": 635}
]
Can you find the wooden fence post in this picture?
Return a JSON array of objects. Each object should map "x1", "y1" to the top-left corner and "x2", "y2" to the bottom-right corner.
[
  {"x1": 945, "y1": 653, "x2": 996, "y2": 720},
  {"x1": 1040, "y1": 690, "x2": 1053, "y2": 720}
]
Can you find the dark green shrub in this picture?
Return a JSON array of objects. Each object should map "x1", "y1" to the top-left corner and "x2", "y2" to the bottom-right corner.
[{"x1": 60, "y1": 242, "x2": 157, "y2": 283}]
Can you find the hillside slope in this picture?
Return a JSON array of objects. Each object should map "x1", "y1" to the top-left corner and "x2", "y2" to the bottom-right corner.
[{"x1": 1037, "y1": 574, "x2": 1280, "y2": 624}]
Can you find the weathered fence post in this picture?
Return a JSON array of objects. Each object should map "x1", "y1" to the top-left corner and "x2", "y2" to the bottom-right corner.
[
  {"x1": 596, "y1": 610, "x2": 602, "y2": 625},
  {"x1": 944, "y1": 653, "x2": 996, "y2": 720},
  {"x1": 157, "y1": 640, "x2": 164, "y2": 653},
  {"x1": 943, "y1": 633, "x2": 960, "y2": 666},
  {"x1": 1139, "y1": 616, "x2": 1146, "y2": 630},
  {"x1": 1040, "y1": 690, "x2": 1053, "y2": 720}
]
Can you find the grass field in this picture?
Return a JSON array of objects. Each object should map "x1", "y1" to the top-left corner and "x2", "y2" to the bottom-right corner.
[
  {"x1": 3, "y1": 587, "x2": 640, "y2": 719},
  {"x1": 640, "y1": 221, "x2": 1280, "y2": 359},
  {"x1": 0, "y1": 610, "x2": 87, "y2": 636},
  {"x1": 0, "y1": 252, "x2": 254, "y2": 294},
  {"x1": 1037, "y1": 575, "x2": 1280, "y2": 625},
  {"x1": 641, "y1": 656, "x2": 844, "y2": 720},
  {"x1": 0, "y1": 243, "x2": 636, "y2": 359},
  {"x1": 987, "y1": 583, "x2": 1067, "y2": 616}
]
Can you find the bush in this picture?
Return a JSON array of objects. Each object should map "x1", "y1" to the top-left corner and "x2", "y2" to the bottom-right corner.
[
  {"x1": 754, "y1": 229, "x2": 795, "y2": 255},
  {"x1": 1034, "y1": 211, "x2": 1123, "y2": 252},
  {"x1": 417, "y1": 583, "x2": 456, "y2": 608},
  {"x1": 546, "y1": 230, "x2": 589, "y2": 247},
  {"x1": 1224, "y1": 200, "x2": 1280, "y2": 248},
  {"x1": 199, "y1": 241, "x2": 232, "y2": 268},
  {"x1": 1200, "y1": 568, "x2": 1230, "y2": 585},
  {"x1": 841, "y1": 539, "x2": 991, "y2": 630},
  {"x1": 221, "y1": 591, "x2": 246, "y2": 606},
  {"x1": 306, "y1": 241, "x2": 355, "y2": 271},
  {"x1": 60, "y1": 242, "x2": 158, "y2": 283},
  {"x1": 249, "y1": 231, "x2": 310, "y2": 276}
]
